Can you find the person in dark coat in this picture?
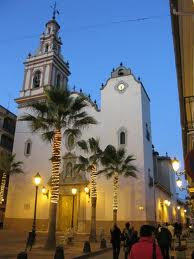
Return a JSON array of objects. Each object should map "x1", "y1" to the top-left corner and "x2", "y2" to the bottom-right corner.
[
  {"x1": 110, "y1": 224, "x2": 122, "y2": 259},
  {"x1": 122, "y1": 222, "x2": 133, "y2": 259},
  {"x1": 157, "y1": 226, "x2": 172, "y2": 259}
]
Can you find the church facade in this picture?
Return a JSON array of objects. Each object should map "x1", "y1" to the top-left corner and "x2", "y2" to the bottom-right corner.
[{"x1": 5, "y1": 17, "x2": 156, "y2": 233}]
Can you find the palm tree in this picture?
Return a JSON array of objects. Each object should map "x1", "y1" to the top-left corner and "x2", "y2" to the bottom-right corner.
[
  {"x1": 99, "y1": 145, "x2": 137, "y2": 224},
  {"x1": 74, "y1": 138, "x2": 102, "y2": 242},
  {"x1": 20, "y1": 87, "x2": 97, "y2": 249},
  {"x1": 0, "y1": 153, "x2": 24, "y2": 205}
]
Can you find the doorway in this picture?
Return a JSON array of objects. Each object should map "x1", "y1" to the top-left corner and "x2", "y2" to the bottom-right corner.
[{"x1": 58, "y1": 195, "x2": 77, "y2": 231}]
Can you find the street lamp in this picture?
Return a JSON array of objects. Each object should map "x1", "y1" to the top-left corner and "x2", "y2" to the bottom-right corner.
[
  {"x1": 172, "y1": 157, "x2": 180, "y2": 172},
  {"x1": 71, "y1": 188, "x2": 77, "y2": 229},
  {"x1": 42, "y1": 186, "x2": 49, "y2": 199},
  {"x1": 176, "y1": 177, "x2": 183, "y2": 188},
  {"x1": 32, "y1": 173, "x2": 41, "y2": 235}
]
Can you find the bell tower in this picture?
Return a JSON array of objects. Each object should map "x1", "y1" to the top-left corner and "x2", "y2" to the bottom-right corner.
[{"x1": 17, "y1": 14, "x2": 70, "y2": 105}]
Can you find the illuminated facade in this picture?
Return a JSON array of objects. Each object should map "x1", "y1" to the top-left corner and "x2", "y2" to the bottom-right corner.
[{"x1": 4, "y1": 17, "x2": 167, "y2": 233}]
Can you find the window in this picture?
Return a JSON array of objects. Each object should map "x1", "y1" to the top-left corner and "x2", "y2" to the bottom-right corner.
[
  {"x1": 56, "y1": 74, "x2": 61, "y2": 88},
  {"x1": 47, "y1": 27, "x2": 51, "y2": 34},
  {"x1": 0, "y1": 134, "x2": 13, "y2": 151},
  {"x1": 45, "y1": 44, "x2": 49, "y2": 53},
  {"x1": 146, "y1": 123, "x2": 150, "y2": 141},
  {"x1": 120, "y1": 132, "x2": 125, "y2": 145},
  {"x1": 66, "y1": 162, "x2": 73, "y2": 177},
  {"x1": 33, "y1": 70, "x2": 41, "y2": 88},
  {"x1": 3, "y1": 117, "x2": 15, "y2": 135},
  {"x1": 118, "y1": 69, "x2": 124, "y2": 76},
  {"x1": 24, "y1": 140, "x2": 32, "y2": 156}
]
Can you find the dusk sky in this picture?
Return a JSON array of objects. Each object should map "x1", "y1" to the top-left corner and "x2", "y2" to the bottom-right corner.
[{"x1": 0, "y1": 1, "x2": 184, "y2": 173}]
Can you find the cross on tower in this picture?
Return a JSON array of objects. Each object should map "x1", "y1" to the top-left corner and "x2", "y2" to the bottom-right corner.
[{"x1": 50, "y1": 1, "x2": 59, "y2": 20}]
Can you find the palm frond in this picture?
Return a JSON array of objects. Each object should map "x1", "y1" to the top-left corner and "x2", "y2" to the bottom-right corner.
[
  {"x1": 73, "y1": 116, "x2": 97, "y2": 128},
  {"x1": 125, "y1": 155, "x2": 136, "y2": 164},
  {"x1": 74, "y1": 163, "x2": 86, "y2": 173},
  {"x1": 64, "y1": 128, "x2": 81, "y2": 138},
  {"x1": 77, "y1": 140, "x2": 89, "y2": 152},
  {"x1": 117, "y1": 148, "x2": 126, "y2": 162},
  {"x1": 41, "y1": 131, "x2": 55, "y2": 142}
]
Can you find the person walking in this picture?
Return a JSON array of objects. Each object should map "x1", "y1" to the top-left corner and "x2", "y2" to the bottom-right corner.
[
  {"x1": 122, "y1": 222, "x2": 133, "y2": 259},
  {"x1": 110, "y1": 224, "x2": 122, "y2": 259},
  {"x1": 129, "y1": 225, "x2": 163, "y2": 259},
  {"x1": 166, "y1": 223, "x2": 175, "y2": 249},
  {"x1": 157, "y1": 226, "x2": 172, "y2": 259}
]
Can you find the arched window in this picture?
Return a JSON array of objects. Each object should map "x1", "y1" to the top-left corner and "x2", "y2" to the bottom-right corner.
[
  {"x1": 33, "y1": 70, "x2": 41, "y2": 88},
  {"x1": 24, "y1": 140, "x2": 32, "y2": 156},
  {"x1": 118, "y1": 69, "x2": 124, "y2": 76},
  {"x1": 45, "y1": 44, "x2": 49, "y2": 53},
  {"x1": 66, "y1": 162, "x2": 73, "y2": 177},
  {"x1": 120, "y1": 132, "x2": 125, "y2": 145},
  {"x1": 56, "y1": 74, "x2": 61, "y2": 88}
]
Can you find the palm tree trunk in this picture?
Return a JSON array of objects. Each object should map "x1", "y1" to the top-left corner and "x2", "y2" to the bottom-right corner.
[
  {"x1": 45, "y1": 129, "x2": 61, "y2": 249},
  {"x1": 90, "y1": 164, "x2": 97, "y2": 242},
  {"x1": 0, "y1": 172, "x2": 7, "y2": 205},
  {"x1": 113, "y1": 172, "x2": 118, "y2": 225}
]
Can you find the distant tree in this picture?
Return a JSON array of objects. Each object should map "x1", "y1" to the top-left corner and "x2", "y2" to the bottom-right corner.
[
  {"x1": 74, "y1": 138, "x2": 102, "y2": 242},
  {"x1": 99, "y1": 145, "x2": 137, "y2": 224},
  {"x1": 0, "y1": 153, "x2": 24, "y2": 204}
]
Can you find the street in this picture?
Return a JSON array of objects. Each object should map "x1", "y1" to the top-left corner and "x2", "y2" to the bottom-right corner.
[{"x1": 92, "y1": 249, "x2": 124, "y2": 259}]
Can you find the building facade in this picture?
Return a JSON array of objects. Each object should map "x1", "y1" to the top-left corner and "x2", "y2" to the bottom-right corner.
[
  {"x1": 153, "y1": 150, "x2": 186, "y2": 224},
  {"x1": 0, "y1": 105, "x2": 16, "y2": 226},
  {"x1": 5, "y1": 17, "x2": 155, "y2": 233}
]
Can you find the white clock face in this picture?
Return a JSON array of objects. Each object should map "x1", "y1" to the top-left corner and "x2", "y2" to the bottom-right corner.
[{"x1": 117, "y1": 83, "x2": 125, "y2": 91}]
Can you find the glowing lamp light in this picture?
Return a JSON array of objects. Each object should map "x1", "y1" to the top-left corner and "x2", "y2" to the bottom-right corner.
[
  {"x1": 72, "y1": 188, "x2": 77, "y2": 195},
  {"x1": 42, "y1": 186, "x2": 47, "y2": 194},
  {"x1": 177, "y1": 206, "x2": 180, "y2": 210},
  {"x1": 172, "y1": 157, "x2": 180, "y2": 172},
  {"x1": 84, "y1": 186, "x2": 89, "y2": 194},
  {"x1": 168, "y1": 201, "x2": 171, "y2": 206},
  {"x1": 184, "y1": 209, "x2": 187, "y2": 213},
  {"x1": 164, "y1": 200, "x2": 168, "y2": 205},
  {"x1": 139, "y1": 206, "x2": 144, "y2": 211},
  {"x1": 34, "y1": 173, "x2": 41, "y2": 186},
  {"x1": 176, "y1": 177, "x2": 183, "y2": 188}
]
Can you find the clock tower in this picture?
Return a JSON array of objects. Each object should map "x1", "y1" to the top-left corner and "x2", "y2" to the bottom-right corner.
[{"x1": 16, "y1": 16, "x2": 70, "y2": 106}]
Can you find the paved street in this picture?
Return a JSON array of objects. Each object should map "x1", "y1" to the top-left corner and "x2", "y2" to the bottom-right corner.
[{"x1": 92, "y1": 249, "x2": 123, "y2": 259}]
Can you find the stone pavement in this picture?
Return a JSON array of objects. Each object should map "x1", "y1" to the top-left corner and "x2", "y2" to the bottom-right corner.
[
  {"x1": 1, "y1": 229, "x2": 194, "y2": 259},
  {"x1": 0, "y1": 230, "x2": 111, "y2": 259}
]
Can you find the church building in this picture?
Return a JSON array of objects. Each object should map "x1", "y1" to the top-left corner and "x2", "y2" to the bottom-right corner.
[{"x1": 5, "y1": 16, "x2": 155, "y2": 233}]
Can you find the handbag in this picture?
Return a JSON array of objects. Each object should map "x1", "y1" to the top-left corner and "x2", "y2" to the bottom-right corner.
[{"x1": 152, "y1": 239, "x2": 156, "y2": 259}]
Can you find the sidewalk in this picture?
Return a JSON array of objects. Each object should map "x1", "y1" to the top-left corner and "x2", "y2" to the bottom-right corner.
[{"x1": 0, "y1": 230, "x2": 111, "y2": 259}]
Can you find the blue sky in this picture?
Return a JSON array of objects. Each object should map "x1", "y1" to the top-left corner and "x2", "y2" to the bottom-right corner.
[{"x1": 0, "y1": 1, "x2": 184, "y2": 173}]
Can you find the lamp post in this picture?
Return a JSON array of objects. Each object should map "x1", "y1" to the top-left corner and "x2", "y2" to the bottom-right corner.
[
  {"x1": 71, "y1": 188, "x2": 77, "y2": 229},
  {"x1": 32, "y1": 173, "x2": 41, "y2": 235}
]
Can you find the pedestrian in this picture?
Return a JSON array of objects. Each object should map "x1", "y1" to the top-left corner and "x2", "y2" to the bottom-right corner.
[
  {"x1": 129, "y1": 225, "x2": 163, "y2": 259},
  {"x1": 122, "y1": 222, "x2": 133, "y2": 259},
  {"x1": 110, "y1": 224, "x2": 122, "y2": 259},
  {"x1": 157, "y1": 226, "x2": 172, "y2": 259},
  {"x1": 166, "y1": 223, "x2": 175, "y2": 249}
]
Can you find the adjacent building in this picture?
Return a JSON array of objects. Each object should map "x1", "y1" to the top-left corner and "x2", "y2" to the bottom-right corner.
[
  {"x1": 170, "y1": 0, "x2": 194, "y2": 217},
  {"x1": 153, "y1": 150, "x2": 186, "y2": 224},
  {"x1": 0, "y1": 105, "x2": 16, "y2": 226}
]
